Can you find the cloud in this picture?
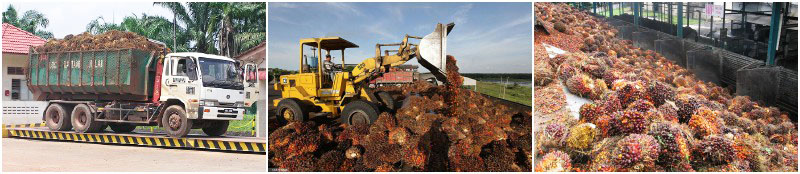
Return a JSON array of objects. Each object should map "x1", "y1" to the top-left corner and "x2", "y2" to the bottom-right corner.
[
  {"x1": 451, "y1": 3, "x2": 473, "y2": 25},
  {"x1": 270, "y1": 2, "x2": 299, "y2": 9},
  {"x1": 325, "y1": 2, "x2": 363, "y2": 17}
]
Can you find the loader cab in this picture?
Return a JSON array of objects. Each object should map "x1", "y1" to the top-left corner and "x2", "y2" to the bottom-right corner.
[{"x1": 296, "y1": 37, "x2": 359, "y2": 95}]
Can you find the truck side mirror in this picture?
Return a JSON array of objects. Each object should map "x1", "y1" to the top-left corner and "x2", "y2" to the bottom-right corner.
[{"x1": 186, "y1": 59, "x2": 198, "y2": 80}]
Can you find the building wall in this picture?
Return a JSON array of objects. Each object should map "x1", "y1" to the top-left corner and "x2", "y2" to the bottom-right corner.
[{"x1": 2, "y1": 53, "x2": 33, "y2": 101}]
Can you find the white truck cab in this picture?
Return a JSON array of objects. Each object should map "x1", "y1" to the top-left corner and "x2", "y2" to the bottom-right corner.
[{"x1": 159, "y1": 52, "x2": 246, "y2": 136}]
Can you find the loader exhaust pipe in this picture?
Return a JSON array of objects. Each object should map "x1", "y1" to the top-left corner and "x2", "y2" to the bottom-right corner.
[{"x1": 417, "y1": 22, "x2": 455, "y2": 84}]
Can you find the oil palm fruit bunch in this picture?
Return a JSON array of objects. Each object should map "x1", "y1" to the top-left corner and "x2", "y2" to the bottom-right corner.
[
  {"x1": 646, "y1": 81, "x2": 675, "y2": 107},
  {"x1": 535, "y1": 150, "x2": 572, "y2": 172},
  {"x1": 647, "y1": 122, "x2": 691, "y2": 169},
  {"x1": 612, "y1": 134, "x2": 660, "y2": 171},
  {"x1": 619, "y1": 109, "x2": 648, "y2": 135},
  {"x1": 580, "y1": 103, "x2": 600, "y2": 123},
  {"x1": 688, "y1": 107, "x2": 723, "y2": 139},
  {"x1": 566, "y1": 123, "x2": 597, "y2": 150},
  {"x1": 692, "y1": 135, "x2": 735, "y2": 166},
  {"x1": 675, "y1": 94, "x2": 703, "y2": 123}
]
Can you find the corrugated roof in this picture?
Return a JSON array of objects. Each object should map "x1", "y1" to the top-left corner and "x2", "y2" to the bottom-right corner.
[{"x1": 2, "y1": 23, "x2": 46, "y2": 54}]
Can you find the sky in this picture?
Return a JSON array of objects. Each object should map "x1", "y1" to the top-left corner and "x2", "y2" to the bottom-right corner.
[
  {"x1": 268, "y1": 2, "x2": 532, "y2": 73},
  {"x1": 2, "y1": 1, "x2": 174, "y2": 39}
]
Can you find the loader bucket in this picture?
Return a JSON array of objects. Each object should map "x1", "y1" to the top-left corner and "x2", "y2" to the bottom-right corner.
[{"x1": 418, "y1": 22, "x2": 455, "y2": 84}]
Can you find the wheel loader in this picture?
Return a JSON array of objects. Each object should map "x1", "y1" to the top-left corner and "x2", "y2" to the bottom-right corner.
[{"x1": 274, "y1": 23, "x2": 455, "y2": 125}]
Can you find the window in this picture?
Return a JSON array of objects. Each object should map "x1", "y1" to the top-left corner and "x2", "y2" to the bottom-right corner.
[
  {"x1": 11, "y1": 79, "x2": 20, "y2": 100},
  {"x1": 7, "y1": 67, "x2": 24, "y2": 75},
  {"x1": 175, "y1": 59, "x2": 187, "y2": 76}
]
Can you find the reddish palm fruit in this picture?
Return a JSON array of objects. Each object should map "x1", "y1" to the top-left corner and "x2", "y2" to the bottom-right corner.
[
  {"x1": 619, "y1": 109, "x2": 648, "y2": 135},
  {"x1": 688, "y1": 107, "x2": 722, "y2": 139},
  {"x1": 602, "y1": 68, "x2": 623, "y2": 86},
  {"x1": 558, "y1": 63, "x2": 579, "y2": 81},
  {"x1": 656, "y1": 103, "x2": 679, "y2": 123},
  {"x1": 535, "y1": 150, "x2": 571, "y2": 172},
  {"x1": 612, "y1": 134, "x2": 660, "y2": 170},
  {"x1": 542, "y1": 123, "x2": 568, "y2": 147},
  {"x1": 647, "y1": 122, "x2": 691, "y2": 168},
  {"x1": 692, "y1": 135, "x2": 735, "y2": 166},
  {"x1": 482, "y1": 141, "x2": 519, "y2": 172},
  {"x1": 646, "y1": 81, "x2": 675, "y2": 107},
  {"x1": 626, "y1": 99, "x2": 655, "y2": 113},
  {"x1": 566, "y1": 73, "x2": 594, "y2": 97},
  {"x1": 594, "y1": 111, "x2": 621, "y2": 137},
  {"x1": 615, "y1": 82, "x2": 645, "y2": 107},
  {"x1": 580, "y1": 103, "x2": 600, "y2": 123},
  {"x1": 675, "y1": 94, "x2": 702, "y2": 123},
  {"x1": 317, "y1": 150, "x2": 345, "y2": 172},
  {"x1": 534, "y1": 61, "x2": 556, "y2": 86}
]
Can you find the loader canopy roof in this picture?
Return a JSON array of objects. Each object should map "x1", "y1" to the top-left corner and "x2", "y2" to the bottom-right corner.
[{"x1": 300, "y1": 37, "x2": 359, "y2": 50}]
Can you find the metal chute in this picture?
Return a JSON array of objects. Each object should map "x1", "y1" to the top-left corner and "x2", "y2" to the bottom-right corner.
[{"x1": 417, "y1": 22, "x2": 455, "y2": 84}]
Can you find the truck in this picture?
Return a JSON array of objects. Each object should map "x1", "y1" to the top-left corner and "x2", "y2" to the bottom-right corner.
[
  {"x1": 28, "y1": 48, "x2": 259, "y2": 137},
  {"x1": 369, "y1": 65, "x2": 419, "y2": 87}
]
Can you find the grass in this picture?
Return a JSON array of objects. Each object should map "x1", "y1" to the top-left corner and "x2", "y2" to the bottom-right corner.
[
  {"x1": 598, "y1": 7, "x2": 701, "y2": 25},
  {"x1": 470, "y1": 81, "x2": 532, "y2": 106},
  {"x1": 135, "y1": 114, "x2": 256, "y2": 133}
]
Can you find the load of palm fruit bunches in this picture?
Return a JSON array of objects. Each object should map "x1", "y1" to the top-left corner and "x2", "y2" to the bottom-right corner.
[
  {"x1": 268, "y1": 56, "x2": 533, "y2": 172},
  {"x1": 33, "y1": 30, "x2": 168, "y2": 54},
  {"x1": 534, "y1": 2, "x2": 797, "y2": 172}
]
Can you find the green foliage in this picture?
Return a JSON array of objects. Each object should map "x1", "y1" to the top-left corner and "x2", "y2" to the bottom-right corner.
[
  {"x1": 3, "y1": 5, "x2": 53, "y2": 39},
  {"x1": 474, "y1": 81, "x2": 532, "y2": 106}
]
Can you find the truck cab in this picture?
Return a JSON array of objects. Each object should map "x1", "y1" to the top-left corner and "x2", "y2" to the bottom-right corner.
[{"x1": 158, "y1": 52, "x2": 246, "y2": 136}]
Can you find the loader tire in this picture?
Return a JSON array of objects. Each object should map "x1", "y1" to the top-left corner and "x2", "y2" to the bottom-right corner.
[
  {"x1": 276, "y1": 98, "x2": 308, "y2": 124},
  {"x1": 45, "y1": 103, "x2": 72, "y2": 131},
  {"x1": 342, "y1": 100, "x2": 380, "y2": 126},
  {"x1": 109, "y1": 123, "x2": 137, "y2": 133},
  {"x1": 202, "y1": 120, "x2": 229, "y2": 136},
  {"x1": 162, "y1": 105, "x2": 192, "y2": 137},
  {"x1": 71, "y1": 104, "x2": 104, "y2": 133},
  {"x1": 377, "y1": 91, "x2": 397, "y2": 112}
]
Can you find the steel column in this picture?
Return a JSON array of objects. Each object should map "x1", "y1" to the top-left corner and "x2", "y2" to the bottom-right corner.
[
  {"x1": 766, "y1": 2, "x2": 783, "y2": 66},
  {"x1": 678, "y1": 2, "x2": 684, "y2": 38}
]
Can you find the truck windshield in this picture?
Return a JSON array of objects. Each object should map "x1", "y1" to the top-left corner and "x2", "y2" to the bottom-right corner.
[{"x1": 198, "y1": 57, "x2": 244, "y2": 90}]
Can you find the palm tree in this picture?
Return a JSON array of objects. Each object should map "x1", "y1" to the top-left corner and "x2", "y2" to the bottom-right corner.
[
  {"x1": 85, "y1": 14, "x2": 191, "y2": 52},
  {"x1": 3, "y1": 5, "x2": 54, "y2": 39},
  {"x1": 218, "y1": 2, "x2": 266, "y2": 57},
  {"x1": 155, "y1": 2, "x2": 224, "y2": 54}
]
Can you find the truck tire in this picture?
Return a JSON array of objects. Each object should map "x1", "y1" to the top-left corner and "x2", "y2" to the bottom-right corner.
[
  {"x1": 377, "y1": 91, "x2": 397, "y2": 111},
  {"x1": 341, "y1": 100, "x2": 379, "y2": 126},
  {"x1": 276, "y1": 98, "x2": 308, "y2": 124},
  {"x1": 45, "y1": 103, "x2": 72, "y2": 131},
  {"x1": 109, "y1": 123, "x2": 137, "y2": 133},
  {"x1": 202, "y1": 120, "x2": 229, "y2": 136},
  {"x1": 162, "y1": 105, "x2": 192, "y2": 137},
  {"x1": 71, "y1": 104, "x2": 104, "y2": 133}
]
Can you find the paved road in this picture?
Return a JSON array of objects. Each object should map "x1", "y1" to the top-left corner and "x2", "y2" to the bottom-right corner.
[{"x1": 2, "y1": 138, "x2": 265, "y2": 172}]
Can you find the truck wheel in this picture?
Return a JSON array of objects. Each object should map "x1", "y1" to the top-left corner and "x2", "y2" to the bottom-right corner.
[
  {"x1": 202, "y1": 120, "x2": 229, "y2": 136},
  {"x1": 71, "y1": 104, "x2": 104, "y2": 133},
  {"x1": 108, "y1": 123, "x2": 136, "y2": 133},
  {"x1": 341, "y1": 100, "x2": 379, "y2": 126},
  {"x1": 276, "y1": 98, "x2": 308, "y2": 124},
  {"x1": 377, "y1": 91, "x2": 397, "y2": 111},
  {"x1": 45, "y1": 103, "x2": 72, "y2": 131},
  {"x1": 162, "y1": 105, "x2": 192, "y2": 137}
]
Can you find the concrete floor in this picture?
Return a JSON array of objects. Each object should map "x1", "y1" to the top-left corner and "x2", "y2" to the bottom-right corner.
[{"x1": 2, "y1": 138, "x2": 266, "y2": 172}]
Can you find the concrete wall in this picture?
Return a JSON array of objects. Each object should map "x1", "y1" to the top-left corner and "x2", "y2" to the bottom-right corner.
[
  {"x1": 2, "y1": 53, "x2": 33, "y2": 101},
  {"x1": 2, "y1": 101, "x2": 47, "y2": 125}
]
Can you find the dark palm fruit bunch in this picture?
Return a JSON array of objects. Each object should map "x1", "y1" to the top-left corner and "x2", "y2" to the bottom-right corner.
[
  {"x1": 692, "y1": 135, "x2": 735, "y2": 166},
  {"x1": 657, "y1": 104, "x2": 679, "y2": 123},
  {"x1": 558, "y1": 63, "x2": 579, "y2": 81},
  {"x1": 543, "y1": 123, "x2": 568, "y2": 147},
  {"x1": 603, "y1": 69, "x2": 623, "y2": 86},
  {"x1": 580, "y1": 103, "x2": 600, "y2": 123},
  {"x1": 615, "y1": 82, "x2": 645, "y2": 107},
  {"x1": 675, "y1": 95, "x2": 702, "y2": 123},
  {"x1": 534, "y1": 62, "x2": 556, "y2": 86},
  {"x1": 553, "y1": 21, "x2": 567, "y2": 33},
  {"x1": 595, "y1": 111, "x2": 621, "y2": 137},
  {"x1": 646, "y1": 81, "x2": 675, "y2": 107},
  {"x1": 535, "y1": 150, "x2": 572, "y2": 172},
  {"x1": 619, "y1": 109, "x2": 648, "y2": 135},
  {"x1": 647, "y1": 122, "x2": 691, "y2": 167},
  {"x1": 727, "y1": 96, "x2": 756, "y2": 115},
  {"x1": 612, "y1": 134, "x2": 660, "y2": 170},
  {"x1": 626, "y1": 99, "x2": 655, "y2": 113}
]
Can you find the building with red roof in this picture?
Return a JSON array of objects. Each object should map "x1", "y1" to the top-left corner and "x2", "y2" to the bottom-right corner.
[{"x1": 2, "y1": 23, "x2": 46, "y2": 101}]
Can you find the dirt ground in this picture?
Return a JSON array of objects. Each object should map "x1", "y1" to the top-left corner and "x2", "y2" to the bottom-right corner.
[{"x1": 2, "y1": 138, "x2": 266, "y2": 172}]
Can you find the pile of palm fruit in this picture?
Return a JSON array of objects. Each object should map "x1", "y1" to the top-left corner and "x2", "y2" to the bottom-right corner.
[
  {"x1": 33, "y1": 30, "x2": 168, "y2": 54},
  {"x1": 269, "y1": 56, "x2": 532, "y2": 172},
  {"x1": 534, "y1": 2, "x2": 797, "y2": 172}
]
